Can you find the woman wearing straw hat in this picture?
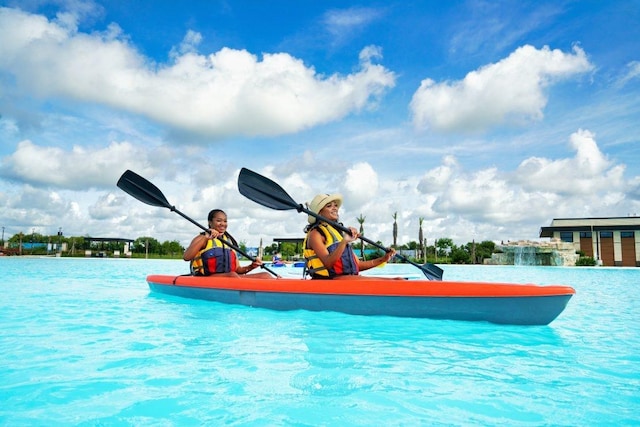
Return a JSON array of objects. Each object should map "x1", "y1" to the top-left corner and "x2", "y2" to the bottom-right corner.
[{"x1": 303, "y1": 194, "x2": 395, "y2": 280}]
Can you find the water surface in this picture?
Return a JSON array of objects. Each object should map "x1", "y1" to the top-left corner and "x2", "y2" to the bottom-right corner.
[{"x1": 1, "y1": 258, "x2": 638, "y2": 425}]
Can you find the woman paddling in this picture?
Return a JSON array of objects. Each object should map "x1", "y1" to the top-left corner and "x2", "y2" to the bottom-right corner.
[
  {"x1": 303, "y1": 194, "x2": 395, "y2": 280},
  {"x1": 184, "y1": 209, "x2": 271, "y2": 278}
]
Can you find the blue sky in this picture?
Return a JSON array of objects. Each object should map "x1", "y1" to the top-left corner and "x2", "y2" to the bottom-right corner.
[{"x1": 1, "y1": 0, "x2": 639, "y2": 250}]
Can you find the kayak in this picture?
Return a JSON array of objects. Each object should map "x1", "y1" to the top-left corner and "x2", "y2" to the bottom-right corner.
[{"x1": 146, "y1": 274, "x2": 575, "y2": 325}]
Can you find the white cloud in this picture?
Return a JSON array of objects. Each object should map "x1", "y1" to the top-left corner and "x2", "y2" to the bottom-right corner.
[
  {"x1": 2, "y1": 128, "x2": 637, "y2": 247},
  {"x1": 170, "y1": 30, "x2": 203, "y2": 57},
  {"x1": 410, "y1": 45, "x2": 593, "y2": 132},
  {"x1": 343, "y1": 162, "x2": 379, "y2": 208},
  {"x1": 414, "y1": 129, "x2": 632, "y2": 239},
  {"x1": 0, "y1": 140, "x2": 155, "y2": 189},
  {"x1": 616, "y1": 60, "x2": 640, "y2": 88},
  {"x1": 0, "y1": 7, "x2": 395, "y2": 139},
  {"x1": 323, "y1": 6, "x2": 383, "y2": 42},
  {"x1": 515, "y1": 129, "x2": 625, "y2": 195},
  {"x1": 417, "y1": 155, "x2": 458, "y2": 193},
  {"x1": 2, "y1": 185, "x2": 83, "y2": 234},
  {"x1": 88, "y1": 192, "x2": 128, "y2": 220}
]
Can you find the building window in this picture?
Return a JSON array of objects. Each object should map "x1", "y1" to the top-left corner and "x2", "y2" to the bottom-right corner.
[
  {"x1": 579, "y1": 232, "x2": 592, "y2": 238},
  {"x1": 560, "y1": 231, "x2": 573, "y2": 242},
  {"x1": 621, "y1": 231, "x2": 634, "y2": 238},
  {"x1": 600, "y1": 231, "x2": 613, "y2": 238}
]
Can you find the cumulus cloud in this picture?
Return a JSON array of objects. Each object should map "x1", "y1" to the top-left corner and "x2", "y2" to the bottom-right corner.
[
  {"x1": 343, "y1": 162, "x2": 379, "y2": 207},
  {"x1": 0, "y1": 7, "x2": 395, "y2": 138},
  {"x1": 417, "y1": 129, "x2": 630, "y2": 229},
  {"x1": 88, "y1": 192, "x2": 128, "y2": 220},
  {"x1": 515, "y1": 129, "x2": 625, "y2": 195},
  {"x1": 410, "y1": 44, "x2": 593, "y2": 132},
  {"x1": 2, "y1": 185, "x2": 82, "y2": 233},
  {"x1": 416, "y1": 155, "x2": 458, "y2": 193},
  {"x1": 0, "y1": 140, "x2": 154, "y2": 189}
]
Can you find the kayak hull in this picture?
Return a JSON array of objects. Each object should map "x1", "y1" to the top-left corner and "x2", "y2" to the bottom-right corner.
[{"x1": 146, "y1": 275, "x2": 575, "y2": 325}]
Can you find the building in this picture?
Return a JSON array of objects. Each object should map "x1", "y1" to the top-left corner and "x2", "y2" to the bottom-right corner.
[
  {"x1": 539, "y1": 217, "x2": 640, "y2": 267},
  {"x1": 85, "y1": 237, "x2": 135, "y2": 257}
]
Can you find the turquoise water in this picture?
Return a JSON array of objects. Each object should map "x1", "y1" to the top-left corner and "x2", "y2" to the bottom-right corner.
[{"x1": 1, "y1": 257, "x2": 638, "y2": 426}]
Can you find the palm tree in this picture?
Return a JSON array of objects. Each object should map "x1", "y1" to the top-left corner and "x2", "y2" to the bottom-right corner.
[
  {"x1": 356, "y1": 214, "x2": 366, "y2": 259},
  {"x1": 392, "y1": 212, "x2": 398, "y2": 249},
  {"x1": 471, "y1": 239, "x2": 476, "y2": 264},
  {"x1": 418, "y1": 217, "x2": 424, "y2": 261}
]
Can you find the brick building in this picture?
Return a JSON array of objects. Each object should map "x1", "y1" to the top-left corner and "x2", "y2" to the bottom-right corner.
[{"x1": 539, "y1": 217, "x2": 640, "y2": 267}]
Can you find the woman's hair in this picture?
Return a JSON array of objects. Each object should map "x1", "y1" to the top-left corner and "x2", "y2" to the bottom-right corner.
[
  {"x1": 304, "y1": 221, "x2": 344, "y2": 234},
  {"x1": 208, "y1": 209, "x2": 225, "y2": 222},
  {"x1": 206, "y1": 209, "x2": 238, "y2": 247},
  {"x1": 304, "y1": 221, "x2": 321, "y2": 233}
]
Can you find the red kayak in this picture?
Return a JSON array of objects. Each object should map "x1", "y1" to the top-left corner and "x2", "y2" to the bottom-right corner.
[{"x1": 146, "y1": 274, "x2": 575, "y2": 325}]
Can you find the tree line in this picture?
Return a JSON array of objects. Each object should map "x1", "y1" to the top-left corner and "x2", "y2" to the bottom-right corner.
[
  {"x1": 2, "y1": 228, "x2": 497, "y2": 264},
  {"x1": 268, "y1": 237, "x2": 496, "y2": 265},
  {"x1": 2, "y1": 232, "x2": 183, "y2": 258}
]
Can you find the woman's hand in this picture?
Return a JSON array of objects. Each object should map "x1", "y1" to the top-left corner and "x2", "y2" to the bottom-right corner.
[
  {"x1": 242, "y1": 258, "x2": 263, "y2": 274},
  {"x1": 382, "y1": 248, "x2": 396, "y2": 262},
  {"x1": 343, "y1": 227, "x2": 359, "y2": 243},
  {"x1": 205, "y1": 229, "x2": 221, "y2": 239}
]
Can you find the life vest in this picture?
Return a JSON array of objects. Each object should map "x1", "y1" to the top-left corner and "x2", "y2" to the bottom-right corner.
[
  {"x1": 303, "y1": 223, "x2": 359, "y2": 278},
  {"x1": 190, "y1": 235, "x2": 238, "y2": 276}
]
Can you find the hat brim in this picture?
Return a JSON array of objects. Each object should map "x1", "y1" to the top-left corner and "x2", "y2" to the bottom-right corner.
[{"x1": 307, "y1": 193, "x2": 343, "y2": 223}]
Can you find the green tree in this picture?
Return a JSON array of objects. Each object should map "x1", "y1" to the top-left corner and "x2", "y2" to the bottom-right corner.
[
  {"x1": 133, "y1": 237, "x2": 161, "y2": 255},
  {"x1": 476, "y1": 240, "x2": 496, "y2": 263},
  {"x1": 161, "y1": 240, "x2": 183, "y2": 257},
  {"x1": 406, "y1": 240, "x2": 418, "y2": 250},
  {"x1": 464, "y1": 240, "x2": 495, "y2": 264},
  {"x1": 280, "y1": 242, "x2": 297, "y2": 259},
  {"x1": 436, "y1": 238, "x2": 453, "y2": 258},
  {"x1": 239, "y1": 241, "x2": 247, "y2": 256},
  {"x1": 263, "y1": 243, "x2": 279, "y2": 257},
  {"x1": 451, "y1": 247, "x2": 471, "y2": 264},
  {"x1": 576, "y1": 256, "x2": 597, "y2": 266}
]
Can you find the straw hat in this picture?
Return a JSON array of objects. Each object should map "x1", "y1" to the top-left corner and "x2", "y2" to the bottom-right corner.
[{"x1": 307, "y1": 193, "x2": 343, "y2": 223}]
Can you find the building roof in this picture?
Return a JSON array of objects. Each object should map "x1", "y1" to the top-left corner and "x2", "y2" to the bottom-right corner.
[
  {"x1": 539, "y1": 217, "x2": 640, "y2": 238},
  {"x1": 273, "y1": 237, "x2": 304, "y2": 244},
  {"x1": 87, "y1": 237, "x2": 135, "y2": 243}
]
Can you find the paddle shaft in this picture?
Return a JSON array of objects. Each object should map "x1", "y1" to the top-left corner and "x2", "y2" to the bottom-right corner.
[
  {"x1": 236, "y1": 167, "x2": 443, "y2": 280},
  {"x1": 175, "y1": 207, "x2": 278, "y2": 276},
  {"x1": 117, "y1": 170, "x2": 279, "y2": 277},
  {"x1": 299, "y1": 205, "x2": 428, "y2": 270}
]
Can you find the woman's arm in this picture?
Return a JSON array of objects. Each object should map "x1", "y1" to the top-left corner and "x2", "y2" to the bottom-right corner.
[
  {"x1": 308, "y1": 228, "x2": 354, "y2": 269},
  {"x1": 236, "y1": 258, "x2": 262, "y2": 274},
  {"x1": 356, "y1": 248, "x2": 395, "y2": 271},
  {"x1": 183, "y1": 233, "x2": 208, "y2": 261}
]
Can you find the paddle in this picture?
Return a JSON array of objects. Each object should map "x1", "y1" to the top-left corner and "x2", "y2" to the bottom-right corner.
[
  {"x1": 116, "y1": 169, "x2": 279, "y2": 277},
  {"x1": 237, "y1": 168, "x2": 444, "y2": 281}
]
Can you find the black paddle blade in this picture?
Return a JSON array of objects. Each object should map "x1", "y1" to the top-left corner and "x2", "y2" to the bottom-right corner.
[
  {"x1": 117, "y1": 170, "x2": 172, "y2": 209},
  {"x1": 238, "y1": 167, "x2": 445, "y2": 281},
  {"x1": 238, "y1": 168, "x2": 300, "y2": 211},
  {"x1": 422, "y1": 263, "x2": 443, "y2": 281}
]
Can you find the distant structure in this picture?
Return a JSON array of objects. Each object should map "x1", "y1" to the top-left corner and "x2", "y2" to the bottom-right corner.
[
  {"x1": 486, "y1": 217, "x2": 640, "y2": 267},
  {"x1": 539, "y1": 217, "x2": 640, "y2": 267},
  {"x1": 85, "y1": 237, "x2": 134, "y2": 257},
  {"x1": 486, "y1": 239, "x2": 579, "y2": 266}
]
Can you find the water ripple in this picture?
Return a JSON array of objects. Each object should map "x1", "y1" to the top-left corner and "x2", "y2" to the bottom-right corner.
[{"x1": 0, "y1": 258, "x2": 638, "y2": 425}]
